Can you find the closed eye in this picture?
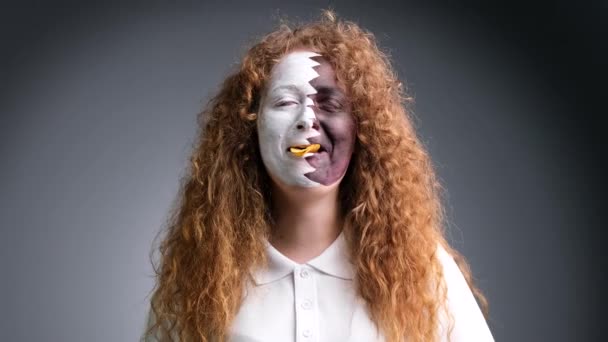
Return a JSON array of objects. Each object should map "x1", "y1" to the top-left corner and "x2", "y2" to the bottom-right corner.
[
  {"x1": 321, "y1": 101, "x2": 342, "y2": 112},
  {"x1": 276, "y1": 100, "x2": 299, "y2": 107}
]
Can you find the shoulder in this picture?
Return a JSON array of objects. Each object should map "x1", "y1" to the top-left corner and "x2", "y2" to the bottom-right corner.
[{"x1": 434, "y1": 243, "x2": 495, "y2": 342}]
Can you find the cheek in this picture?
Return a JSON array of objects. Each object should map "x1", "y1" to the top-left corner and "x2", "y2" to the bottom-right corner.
[
  {"x1": 325, "y1": 116, "x2": 356, "y2": 148},
  {"x1": 258, "y1": 107, "x2": 293, "y2": 137},
  {"x1": 303, "y1": 115, "x2": 355, "y2": 186}
]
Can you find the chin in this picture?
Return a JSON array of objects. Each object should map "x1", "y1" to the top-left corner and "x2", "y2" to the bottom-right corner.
[
  {"x1": 269, "y1": 172, "x2": 317, "y2": 189},
  {"x1": 285, "y1": 176, "x2": 322, "y2": 189}
]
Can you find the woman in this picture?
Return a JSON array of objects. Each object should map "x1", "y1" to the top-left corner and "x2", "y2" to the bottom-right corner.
[{"x1": 143, "y1": 10, "x2": 494, "y2": 342}]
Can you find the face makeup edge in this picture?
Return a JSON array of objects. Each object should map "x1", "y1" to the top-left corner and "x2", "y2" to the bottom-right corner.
[{"x1": 257, "y1": 50, "x2": 356, "y2": 189}]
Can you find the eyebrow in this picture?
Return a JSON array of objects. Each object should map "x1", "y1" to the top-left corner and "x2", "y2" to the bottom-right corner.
[
  {"x1": 267, "y1": 84, "x2": 346, "y2": 102},
  {"x1": 269, "y1": 84, "x2": 303, "y2": 95},
  {"x1": 315, "y1": 86, "x2": 345, "y2": 99}
]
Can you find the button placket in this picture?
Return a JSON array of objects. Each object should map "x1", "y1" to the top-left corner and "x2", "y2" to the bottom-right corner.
[{"x1": 293, "y1": 266, "x2": 317, "y2": 342}]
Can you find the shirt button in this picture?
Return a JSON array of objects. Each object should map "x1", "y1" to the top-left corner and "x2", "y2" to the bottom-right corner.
[
  {"x1": 302, "y1": 329, "x2": 312, "y2": 338},
  {"x1": 299, "y1": 269, "x2": 310, "y2": 278},
  {"x1": 301, "y1": 299, "x2": 312, "y2": 310}
]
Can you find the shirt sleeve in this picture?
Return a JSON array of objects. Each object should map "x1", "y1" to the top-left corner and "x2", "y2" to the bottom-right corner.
[{"x1": 435, "y1": 244, "x2": 495, "y2": 342}]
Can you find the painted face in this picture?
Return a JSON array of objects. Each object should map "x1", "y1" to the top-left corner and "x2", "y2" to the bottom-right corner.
[{"x1": 257, "y1": 50, "x2": 356, "y2": 188}]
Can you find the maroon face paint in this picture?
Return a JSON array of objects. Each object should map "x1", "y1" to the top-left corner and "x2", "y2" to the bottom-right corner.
[{"x1": 304, "y1": 57, "x2": 356, "y2": 186}]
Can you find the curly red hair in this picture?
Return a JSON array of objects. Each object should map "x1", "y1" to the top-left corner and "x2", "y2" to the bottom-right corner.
[{"x1": 145, "y1": 9, "x2": 489, "y2": 342}]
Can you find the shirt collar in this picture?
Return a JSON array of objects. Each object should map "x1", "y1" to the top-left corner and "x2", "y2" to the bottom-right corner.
[{"x1": 252, "y1": 231, "x2": 355, "y2": 285}]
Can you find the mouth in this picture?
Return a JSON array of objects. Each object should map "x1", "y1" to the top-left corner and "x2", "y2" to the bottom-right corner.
[{"x1": 287, "y1": 143, "x2": 324, "y2": 157}]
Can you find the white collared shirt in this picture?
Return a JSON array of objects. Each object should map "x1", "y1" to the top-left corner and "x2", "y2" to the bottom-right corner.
[
  {"x1": 143, "y1": 233, "x2": 495, "y2": 341},
  {"x1": 229, "y1": 232, "x2": 495, "y2": 342}
]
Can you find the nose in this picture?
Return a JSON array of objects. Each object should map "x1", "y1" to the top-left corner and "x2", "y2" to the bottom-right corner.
[
  {"x1": 296, "y1": 106, "x2": 320, "y2": 131},
  {"x1": 296, "y1": 117, "x2": 319, "y2": 130}
]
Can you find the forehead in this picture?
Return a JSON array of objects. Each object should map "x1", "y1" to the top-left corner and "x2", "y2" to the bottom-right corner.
[
  {"x1": 267, "y1": 50, "x2": 343, "y2": 96},
  {"x1": 267, "y1": 51, "x2": 320, "y2": 92}
]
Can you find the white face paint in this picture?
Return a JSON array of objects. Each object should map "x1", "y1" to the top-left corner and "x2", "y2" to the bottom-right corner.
[{"x1": 257, "y1": 51, "x2": 322, "y2": 187}]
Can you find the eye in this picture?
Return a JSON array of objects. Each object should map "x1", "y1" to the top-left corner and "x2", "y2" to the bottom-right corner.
[
  {"x1": 321, "y1": 101, "x2": 343, "y2": 112},
  {"x1": 276, "y1": 100, "x2": 299, "y2": 107}
]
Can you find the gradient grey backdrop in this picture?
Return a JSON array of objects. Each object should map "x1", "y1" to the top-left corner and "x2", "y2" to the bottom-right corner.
[{"x1": 1, "y1": 1, "x2": 606, "y2": 341}]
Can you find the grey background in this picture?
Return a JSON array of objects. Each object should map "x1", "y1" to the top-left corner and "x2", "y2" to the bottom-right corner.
[{"x1": 1, "y1": 1, "x2": 605, "y2": 341}]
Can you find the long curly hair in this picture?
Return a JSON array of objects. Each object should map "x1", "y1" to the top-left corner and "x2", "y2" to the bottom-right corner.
[{"x1": 144, "y1": 9, "x2": 489, "y2": 342}]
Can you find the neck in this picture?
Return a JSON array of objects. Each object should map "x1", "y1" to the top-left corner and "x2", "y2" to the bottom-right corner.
[{"x1": 269, "y1": 182, "x2": 343, "y2": 264}]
